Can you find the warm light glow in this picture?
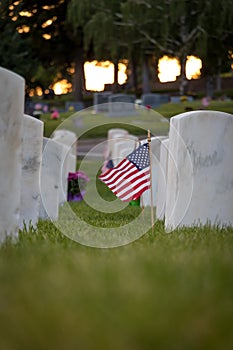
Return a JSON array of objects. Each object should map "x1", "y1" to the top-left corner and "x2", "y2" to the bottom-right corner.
[
  {"x1": 19, "y1": 11, "x2": 33, "y2": 17},
  {"x1": 53, "y1": 80, "x2": 72, "y2": 95},
  {"x1": 42, "y1": 34, "x2": 51, "y2": 40},
  {"x1": 158, "y1": 56, "x2": 181, "y2": 82},
  {"x1": 42, "y1": 17, "x2": 57, "y2": 28},
  {"x1": 186, "y1": 56, "x2": 202, "y2": 80},
  {"x1": 35, "y1": 87, "x2": 43, "y2": 96},
  {"x1": 118, "y1": 63, "x2": 127, "y2": 85},
  {"x1": 50, "y1": 56, "x2": 202, "y2": 96},
  {"x1": 158, "y1": 55, "x2": 202, "y2": 82},
  {"x1": 17, "y1": 25, "x2": 30, "y2": 33},
  {"x1": 42, "y1": 19, "x2": 52, "y2": 28},
  {"x1": 84, "y1": 61, "x2": 113, "y2": 91},
  {"x1": 67, "y1": 67, "x2": 75, "y2": 74},
  {"x1": 42, "y1": 5, "x2": 56, "y2": 10},
  {"x1": 84, "y1": 61, "x2": 127, "y2": 91}
]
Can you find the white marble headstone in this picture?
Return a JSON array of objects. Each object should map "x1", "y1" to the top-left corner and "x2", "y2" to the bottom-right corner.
[
  {"x1": 67, "y1": 153, "x2": 77, "y2": 174},
  {"x1": 52, "y1": 129, "x2": 77, "y2": 156},
  {"x1": 156, "y1": 139, "x2": 169, "y2": 220},
  {"x1": 20, "y1": 115, "x2": 44, "y2": 229},
  {"x1": 111, "y1": 135, "x2": 138, "y2": 166},
  {"x1": 51, "y1": 130, "x2": 77, "y2": 204},
  {"x1": 0, "y1": 67, "x2": 24, "y2": 243},
  {"x1": 140, "y1": 136, "x2": 167, "y2": 207},
  {"x1": 59, "y1": 144, "x2": 76, "y2": 205},
  {"x1": 165, "y1": 110, "x2": 233, "y2": 230},
  {"x1": 39, "y1": 138, "x2": 64, "y2": 221},
  {"x1": 106, "y1": 128, "x2": 129, "y2": 159}
]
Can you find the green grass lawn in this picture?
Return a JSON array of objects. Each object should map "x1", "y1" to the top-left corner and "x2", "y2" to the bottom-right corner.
[
  {"x1": 1, "y1": 168, "x2": 233, "y2": 349},
  {"x1": 41, "y1": 99, "x2": 233, "y2": 138}
]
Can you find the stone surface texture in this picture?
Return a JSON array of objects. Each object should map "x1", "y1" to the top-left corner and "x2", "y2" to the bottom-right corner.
[
  {"x1": 140, "y1": 136, "x2": 167, "y2": 207},
  {"x1": 20, "y1": 115, "x2": 43, "y2": 229},
  {"x1": 165, "y1": 110, "x2": 233, "y2": 230},
  {"x1": 0, "y1": 67, "x2": 24, "y2": 243},
  {"x1": 156, "y1": 139, "x2": 169, "y2": 220},
  {"x1": 39, "y1": 138, "x2": 64, "y2": 221}
]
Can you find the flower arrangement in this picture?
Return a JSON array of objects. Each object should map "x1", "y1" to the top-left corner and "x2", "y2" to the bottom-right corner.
[
  {"x1": 180, "y1": 95, "x2": 188, "y2": 102},
  {"x1": 67, "y1": 171, "x2": 90, "y2": 201},
  {"x1": 51, "y1": 108, "x2": 60, "y2": 120}
]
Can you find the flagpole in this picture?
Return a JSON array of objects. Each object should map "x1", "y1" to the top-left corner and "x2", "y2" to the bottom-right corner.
[{"x1": 148, "y1": 129, "x2": 154, "y2": 230}]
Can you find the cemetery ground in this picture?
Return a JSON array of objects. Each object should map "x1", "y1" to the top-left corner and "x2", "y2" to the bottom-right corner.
[
  {"x1": 41, "y1": 98, "x2": 233, "y2": 138},
  {"x1": 1, "y1": 97, "x2": 233, "y2": 349},
  {"x1": 1, "y1": 160, "x2": 233, "y2": 349}
]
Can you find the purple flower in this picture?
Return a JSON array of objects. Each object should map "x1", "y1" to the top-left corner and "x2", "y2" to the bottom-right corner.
[{"x1": 67, "y1": 171, "x2": 89, "y2": 201}]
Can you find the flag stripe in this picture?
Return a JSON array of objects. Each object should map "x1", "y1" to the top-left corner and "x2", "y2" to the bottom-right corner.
[
  {"x1": 99, "y1": 158, "x2": 129, "y2": 178},
  {"x1": 103, "y1": 165, "x2": 139, "y2": 187},
  {"x1": 109, "y1": 168, "x2": 150, "y2": 195},
  {"x1": 113, "y1": 177, "x2": 150, "y2": 201},
  {"x1": 115, "y1": 180, "x2": 151, "y2": 202},
  {"x1": 99, "y1": 160, "x2": 133, "y2": 182},
  {"x1": 101, "y1": 163, "x2": 136, "y2": 185},
  {"x1": 99, "y1": 142, "x2": 151, "y2": 202}
]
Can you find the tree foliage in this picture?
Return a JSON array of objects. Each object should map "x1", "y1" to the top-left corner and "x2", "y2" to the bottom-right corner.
[{"x1": 0, "y1": 0, "x2": 232, "y2": 98}]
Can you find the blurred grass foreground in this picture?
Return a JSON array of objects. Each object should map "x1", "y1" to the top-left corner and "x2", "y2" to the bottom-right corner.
[
  {"x1": 0, "y1": 200, "x2": 233, "y2": 350},
  {"x1": 0, "y1": 100, "x2": 233, "y2": 349}
]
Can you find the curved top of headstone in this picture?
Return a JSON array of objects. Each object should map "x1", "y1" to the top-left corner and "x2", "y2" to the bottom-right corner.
[
  {"x1": 0, "y1": 67, "x2": 25, "y2": 131},
  {"x1": 0, "y1": 67, "x2": 25, "y2": 97},
  {"x1": 24, "y1": 114, "x2": 44, "y2": 127},
  {"x1": 52, "y1": 129, "x2": 77, "y2": 139},
  {"x1": 171, "y1": 110, "x2": 233, "y2": 122},
  {"x1": 109, "y1": 94, "x2": 136, "y2": 102},
  {"x1": 108, "y1": 128, "x2": 129, "y2": 137},
  {"x1": 23, "y1": 114, "x2": 44, "y2": 139}
]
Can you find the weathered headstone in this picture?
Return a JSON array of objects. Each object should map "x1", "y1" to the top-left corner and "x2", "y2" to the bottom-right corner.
[
  {"x1": 39, "y1": 138, "x2": 64, "y2": 221},
  {"x1": 51, "y1": 130, "x2": 77, "y2": 204},
  {"x1": 52, "y1": 129, "x2": 77, "y2": 156},
  {"x1": 140, "y1": 136, "x2": 167, "y2": 207},
  {"x1": 20, "y1": 115, "x2": 44, "y2": 229},
  {"x1": 141, "y1": 93, "x2": 169, "y2": 108},
  {"x1": 107, "y1": 94, "x2": 137, "y2": 116},
  {"x1": 67, "y1": 153, "x2": 77, "y2": 174},
  {"x1": 94, "y1": 92, "x2": 112, "y2": 113},
  {"x1": 170, "y1": 96, "x2": 181, "y2": 104},
  {"x1": 0, "y1": 67, "x2": 24, "y2": 243},
  {"x1": 111, "y1": 135, "x2": 139, "y2": 166},
  {"x1": 156, "y1": 139, "x2": 169, "y2": 220},
  {"x1": 106, "y1": 128, "x2": 129, "y2": 160},
  {"x1": 59, "y1": 145, "x2": 77, "y2": 205},
  {"x1": 165, "y1": 111, "x2": 233, "y2": 230},
  {"x1": 59, "y1": 144, "x2": 70, "y2": 205}
]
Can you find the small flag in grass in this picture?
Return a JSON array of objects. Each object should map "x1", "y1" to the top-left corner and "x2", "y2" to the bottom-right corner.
[
  {"x1": 101, "y1": 158, "x2": 114, "y2": 174},
  {"x1": 98, "y1": 143, "x2": 150, "y2": 202}
]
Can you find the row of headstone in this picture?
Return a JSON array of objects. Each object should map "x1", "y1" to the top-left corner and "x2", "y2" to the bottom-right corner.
[
  {"x1": 143, "y1": 110, "x2": 233, "y2": 230},
  {"x1": 140, "y1": 136, "x2": 167, "y2": 208},
  {"x1": 105, "y1": 128, "x2": 139, "y2": 167},
  {"x1": 141, "y1": 93, "x2": 170, "y2": 108},
  {"x1": 93, "y1": 92, "x2": 176, "y2": 115},
  {"x1": 0, "y1": 67, "x2": 77, "y2": 244},
  {"x1": 94, "y1": 93, "x2": 138, "y2": 116}
]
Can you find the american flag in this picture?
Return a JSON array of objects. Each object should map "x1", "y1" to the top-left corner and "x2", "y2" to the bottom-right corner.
[{"x1": 98, "y1": 143, "x2": 151, "y2": 202}]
